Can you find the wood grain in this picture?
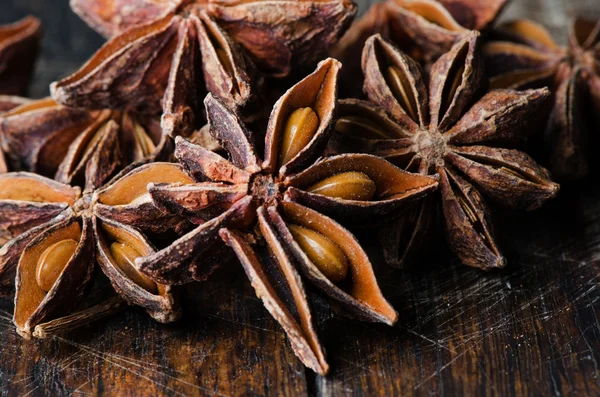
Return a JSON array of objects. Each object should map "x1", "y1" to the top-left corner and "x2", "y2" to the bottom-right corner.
[{"x1": 2, "y1": 0, "x2": 600, "y2": 396}]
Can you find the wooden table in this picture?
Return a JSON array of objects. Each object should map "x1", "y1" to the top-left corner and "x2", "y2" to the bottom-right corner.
[{"x1": 2, "y1": 1, "x2": 600, "y2": 395}]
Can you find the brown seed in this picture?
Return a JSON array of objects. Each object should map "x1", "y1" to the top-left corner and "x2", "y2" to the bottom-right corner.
[
  {"x1": 386, "y1": 66, "x2": 418, "y2": 121},
  {"x1": 36, "y1": 239, "x2": 78, "y2": 292},
  {"x1": 335, "y1": 115, "x2": 392, "y2": 139},
  {"x1": 110, "y1": 242, "x2": 158, "y2": 294},
  {"x1": 307, "y1": 171, "x2": 377, "y2": 201},
  {"x1": 279, "y1": 108, "x2": 320, "y2": 167},
  {"x1": 288, "y1": 224, "x2": 349, "y2": 283}
]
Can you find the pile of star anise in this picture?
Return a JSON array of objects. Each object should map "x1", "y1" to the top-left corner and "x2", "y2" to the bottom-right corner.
[{"x1": 0, "y1": 0, "x2": 596, "y2": 375}]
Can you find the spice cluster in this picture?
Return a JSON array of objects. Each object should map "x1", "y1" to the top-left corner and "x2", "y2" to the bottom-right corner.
[{"x1": 0, "y1": 0, "x2": 597, "y2": 375}]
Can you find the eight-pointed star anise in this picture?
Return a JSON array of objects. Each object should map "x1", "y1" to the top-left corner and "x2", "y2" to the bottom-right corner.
[
  {"x1": 483, "y1": 18, "x2": 600, "y2": 180},
  {"x1": 0, "y1": 98, "x2": 171, "y2": 190},
  {"x1": 0, "y1": 16, "x2": 41, "y2": 96},
  {"x1": 332, "y1": 0, "x2": 508, "y2": 97},
  {"x1": 135, "y1": 59, "x2": 438, "y2": 374},
  {"x1": 0, "y1": 161, "x2": 197, "y2": 338},
  {"x1": 331, "y1": 34, "x2": 559, "y2": 270},
  {"x1": 51, "y1": 0, "x2": 356, "y2": 138}
]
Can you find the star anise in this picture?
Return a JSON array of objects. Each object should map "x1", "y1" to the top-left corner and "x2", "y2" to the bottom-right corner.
[
  {"x1": 483, "y1": 18, "x2": 600, "y2": 180},
  {"x1": 0, "y1": 16, "x2": 41, "y2": 96},
  {"x1": 331, "y1": 33, "x2": 559, "y2": 270},
  {"x1": 332, "y1": 0, "x2": 508, "y2": 97},
  {"x1": 51, "y1": 0, "x2": 356, "y2": 137},
  {"x1": 0, "y1": 95, "x2": 31, "y2": 113},
  {"x1": 0, "y1": 160, "x2": 197, "y2": 338},
  {"x1": 0, "y1": 96, "x2": 32, "y2": 173},
  {"x1": 0, "y1": 98, "x2": 171, "y2": 189},
  {"x1": 134, "y1": 59, "x2": 438, "y2": 374}
]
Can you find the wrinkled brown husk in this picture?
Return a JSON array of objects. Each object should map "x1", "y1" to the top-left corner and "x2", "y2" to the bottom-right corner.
[
  {"x1": 0, "y1": 172, "x2": 81, "y2": 244},
  {"x1": 0, "y1": 16, "x2": 42, "y2": 96},
  {"x1": 13, "y1": 216, "x2": 95, "y2": 338},
  {"x1": 285, "y1": 154, "x2": 438, "y2": 226},
  {"x1": 95, "y1": 162, "x2": 194, "y2": 234},
  {"x1": 354, "y1": 33, "x2": 559, "y2": 270},
  {"x1": 137, "y1": 196, "x2": 255, "y2": 285},
  {"x1": 264, "y1": 58, "x2": 341, "y2": 176},
  {"x1": 0, "y1": 99, "x2": 94, "y2": 176},
  {"x1": 483, "y1": 18, "x2": 600, "y2": 180},
  {"x1": 267, "y1": 202, "x2": 398, "y2": 324},
  {"x1": 94, "y1": 216, "x2": 181, "y2": 323},
  {"x1": 221, "y1": 218, "x2": 329, "y2": 375}
]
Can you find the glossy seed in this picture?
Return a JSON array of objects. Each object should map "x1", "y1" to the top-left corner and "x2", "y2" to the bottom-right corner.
[
  {"x1": 288, "y1": 224, "x2": 349, "y2": 283},
  {"x1": 36, "y1": 239, "x2": 78, "y2": 292},
  {"x1": 279, "y1": 108, "x2": 319, "y2": 167},
  {"x1": 386, "y1": 66, "x2": 418, "y2": 121},
  {"x1": 335, "y1": 116, "x2": 392, "y2": 139},
  {"x1": 307, "y1": 172, "x2": 377, "y2": 201},
  {"x1": 110, "y1": 242, "x2": 158, "y2": 294}
]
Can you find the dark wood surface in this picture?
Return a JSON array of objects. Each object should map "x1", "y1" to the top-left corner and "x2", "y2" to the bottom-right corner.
[{"x1": 2, "y1": 1, "x2": 600, "y2": 396}]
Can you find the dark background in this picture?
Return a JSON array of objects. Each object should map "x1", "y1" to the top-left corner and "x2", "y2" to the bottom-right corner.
[
  {"x1": 1, "y1": 1, "x2": 600, "y2": 396},
  {"x1": 1, "y1": 1, "x2": 103, "y2": 98}
]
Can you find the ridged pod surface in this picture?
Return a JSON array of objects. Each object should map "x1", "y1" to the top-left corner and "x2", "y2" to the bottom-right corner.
[
  {"x1": 330, "y1": 34, "x2": 559, "y2": 270},
  {"x1": 137, "y1": 59, "x2": 439, "y2": 374}
]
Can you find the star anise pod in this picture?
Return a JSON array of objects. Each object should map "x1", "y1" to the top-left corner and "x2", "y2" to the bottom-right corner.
[
  {"x1": 0, "y1": 98, "x2": 171, "y2": 189},
  {"x1": 0, "y1": 96, "x2": 32, "y2": 173},
  {"x1": 0, "y1": 160, "x2": 197, "y2": 338},
  {"x1": 51, "y1": 0, "x2": 356, "y2": 137},
  {"x1": 483, "y1": 18, "x2": 600, "y2": 180},
  {"x1": 134, "y1": 59, "x2": 438, "y2": 374},
  {"x1": 0, "y1": 95, "x2": 31, "y2": 113},
  {"x1": 331, "y1": 33, "x2": 559, "y2": 270},
  {"x1": 0, "y1": 16, "x2": 41, "y2": 96},
  {"x1": 332, "y1": 0, "x2": 508, "y2": 97}
]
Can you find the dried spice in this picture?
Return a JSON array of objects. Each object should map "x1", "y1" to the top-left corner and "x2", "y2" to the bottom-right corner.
[
  {"x1": 0, "y1": 96, "x2": 32, "y2": 174},
  {"x1": 332, "y1": 0, "x2": 508, "y2": 96},
  {"x1": 135, "y1": 59, "x2": 438, "y2": 374},
  {"x1": 484, "y1": 18, "x2": 600, "y2": 180},
  {"x1": 0, "y1": 147, "x2": 5, "y2": 175},
  {"x1": 0, "y1": 161, "x2": 194, "y2": 338},
  {"x1": 331, "y1": 34, "x2": 559, "y2": 270},
  {"x1": 0, "y1": 16, "x2": 41, "y2": 96},
  {"x1": 0, "y1": 95, "x2": 31, "y2": 113},
  {"x1": 0, "y1": 98, "x2": 171, "y2": 185},
  {"x1": 51, "y1": 0, "x2": 357, "y2": 137}
]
